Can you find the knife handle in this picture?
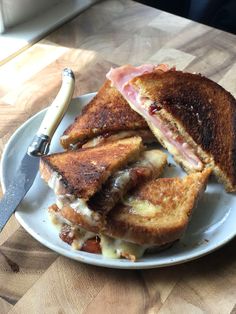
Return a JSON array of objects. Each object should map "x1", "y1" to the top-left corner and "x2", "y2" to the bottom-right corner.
[
  {"x1": 28, "y1": 68, "x2": 75, "y2": 156},
  {"x1": 37, "y1": 68, "x2": 75, "y2": 137}
]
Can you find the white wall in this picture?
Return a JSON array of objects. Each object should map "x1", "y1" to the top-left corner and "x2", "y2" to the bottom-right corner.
[{"x1": 0, "y1": 0, "x2": 61, "y2": 32}]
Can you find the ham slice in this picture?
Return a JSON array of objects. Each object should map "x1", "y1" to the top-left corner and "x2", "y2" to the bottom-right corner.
[
  {"x1": 107, "y1": 64, "x2": 203, "y2": 170},
  {"x1": 107, "y1": 64, "x2": 169, "y2": 108}
]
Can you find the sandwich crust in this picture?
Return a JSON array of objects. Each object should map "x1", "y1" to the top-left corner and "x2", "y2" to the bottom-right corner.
[
  {"x1": 105, "y1": 169, "x2": 211, "y2": 245},
  {"x1": 131, "y1": 70, "x2": 236, "y2": 192},
  {"x1": 61, "y1": 80, "x2": 149, "y2": 148},
  {"x1": 40, "y1": 136, "x2": 143, "y2": 200}
]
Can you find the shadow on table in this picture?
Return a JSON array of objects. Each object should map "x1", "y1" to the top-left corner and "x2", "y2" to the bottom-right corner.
[{"x1": 136, "y1": 0, "x2": 236, "y2": 35}]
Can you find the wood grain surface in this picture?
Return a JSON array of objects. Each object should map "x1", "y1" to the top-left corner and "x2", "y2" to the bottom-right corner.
[{"x1": 0, "y1": 0, "x2": 236, "y2": 313}]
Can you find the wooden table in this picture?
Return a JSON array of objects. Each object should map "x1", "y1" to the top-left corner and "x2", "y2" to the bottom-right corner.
[{"x1": 0, "y1": 1, "x2": 236, "y2": 313}]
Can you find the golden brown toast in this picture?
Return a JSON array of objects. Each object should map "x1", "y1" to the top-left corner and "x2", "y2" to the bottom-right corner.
[
  {"x1": 40, "y1": 136, "x2": 143, "y2": 201},
  {"x1": 129, "y1": 70, "x2": 236, "y2": 192},
  {"x1": 60, "y1": 80, "x2": 153, "y2": 149},
  {"x1": 55, "y1": 149, "x2": 167, "y2": 232},
  {"x1": 104, "y1": 169, "x2": 211, "y2": 246}
]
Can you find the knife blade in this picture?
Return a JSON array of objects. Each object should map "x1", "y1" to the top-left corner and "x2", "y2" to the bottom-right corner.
[{"x1": 0, "y1": 68, "x2": 75, "y2": 232}]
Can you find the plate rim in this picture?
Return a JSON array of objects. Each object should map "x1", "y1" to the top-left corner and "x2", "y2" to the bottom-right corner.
[
  {"x1": 1, "y1": 92, "x2": 235, "y2": 269},
  {"x1": 13, "y1": 211, "x2": 236, "y2": 269}
]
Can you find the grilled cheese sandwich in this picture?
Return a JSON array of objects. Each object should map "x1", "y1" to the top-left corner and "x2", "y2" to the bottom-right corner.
[
  {"x1": 107, "y1": 64, "x2": 236, "y2": 191},
  {"x1": 48, "y1": 169, "x2": 211, "y2": 261},
  {"x1": 40, "y1": 137, "x2": 167, "y2": 232}
]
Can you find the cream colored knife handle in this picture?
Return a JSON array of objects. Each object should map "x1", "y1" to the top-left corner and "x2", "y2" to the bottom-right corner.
[
  {"x1": 28, "y1": 68, "x2": 75, "y2": 156},
  {"x1": 37, "y1": 68, "x2": 75, "y2": 137}
]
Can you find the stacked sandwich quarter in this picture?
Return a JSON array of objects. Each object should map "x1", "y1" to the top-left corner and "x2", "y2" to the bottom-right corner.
[{"x1": 40, "y1": 63, "x2": 236, "y2": 261}]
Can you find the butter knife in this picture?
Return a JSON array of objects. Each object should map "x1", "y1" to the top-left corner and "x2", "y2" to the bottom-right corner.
[{"x1": 0, "y1": 68, "x2": 75, "y2": 231}]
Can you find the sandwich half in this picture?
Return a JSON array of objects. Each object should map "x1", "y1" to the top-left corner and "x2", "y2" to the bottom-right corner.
[
  {"x1": 40, "y1": 136, "x2": 167, "y2": 233},
  {"x1": 48, "y1": 169, "x2": 211, "y2": 261},
  {"x1": 107, "y1": 64, "x2": 236, "y2": 192},
  {"x1": 60, "y1": 79, "x2": 156, "y2": 149}
]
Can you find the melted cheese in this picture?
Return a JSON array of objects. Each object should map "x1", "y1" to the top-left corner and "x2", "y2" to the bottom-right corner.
[
  {"x1": 49, "y1": 208, "x2": 147, "y2": 261},
  {"x1": 100, "y1": 235, "x2": 146, "y2": 261},
  {"x1": 83, "y1": 131, "x2": 140, "y2": 148},
  {"x1": 49, "y1": 209, "x2": 96, "y2": 249},
  {"x1": 47, "y1": 172, "x2": 62, "y2": 194},
  {"x1": 56, "y1": 194, "x2": 100, "y2": 226},
  {"x1": 71, "y1": 229, "x2": 96, "y2": 250},
  {"x1": 60, "y1": 135, "x2": 69, "y2": 141},
  {"x1": 55, "y1": 168, "x2": 131, "y2": 222},
  {"x1": 125, "y1": 198, "x2": 161, "y2": 217},
  {"x1": 70, "y1": 198, "x2": 93, "y2": 217},
  {"x1": 48, "y1": 210, "x2": 71, "y2": 228},
  {"x1": 56, "y1": 195, "x2": 93, "y2": 218},
  {"x1": 112, "y1": 170, "x2": 130, "y2": 191}
]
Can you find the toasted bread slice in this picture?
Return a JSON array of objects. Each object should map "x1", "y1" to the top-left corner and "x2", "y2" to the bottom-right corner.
[
  {"x1": 56, "y1": 149, "x2": 167, "y2": 232},
  {"x1": 104, "y1": 169, "x2": 211, "y2": 246},
  {"x1": 40, "y1": 136, "x2": 143, "y2": 201},
  {"x1": 60, "y1": 80, "x2": 154, "y2": 149},
  {"x1": 130, "y1": 71, "x2": 236, "y2": 191}
]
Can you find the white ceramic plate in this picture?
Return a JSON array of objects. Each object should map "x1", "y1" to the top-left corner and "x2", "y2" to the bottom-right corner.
[{"x1": 1, "y1": 93, "x2": 236, "y2": 269}]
